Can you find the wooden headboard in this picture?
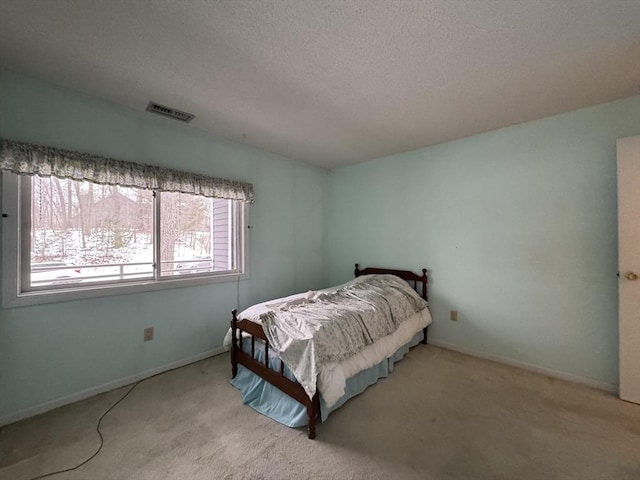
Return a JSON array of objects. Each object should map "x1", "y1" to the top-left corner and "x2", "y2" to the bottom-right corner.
[{"x1": 354, "y1": 263, "x2": 428, "y2": 301}]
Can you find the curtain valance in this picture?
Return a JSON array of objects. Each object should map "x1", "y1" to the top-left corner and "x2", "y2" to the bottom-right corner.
[{"x1": 0, "y1": 138, "x2": 254, "y2": 203}]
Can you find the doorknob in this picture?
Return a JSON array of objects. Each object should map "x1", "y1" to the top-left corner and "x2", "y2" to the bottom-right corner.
[{"x1": 624, "y1": 271, "x2": 638, "y2": 281}]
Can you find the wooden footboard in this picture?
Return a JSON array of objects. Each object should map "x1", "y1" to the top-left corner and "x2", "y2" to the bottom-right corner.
[
  {"x1": 231, "y1": 263, "x2": 429, "y2": 439},
  {"x1": 230, "y1": 309, "x2": 321, "y2": 439}
]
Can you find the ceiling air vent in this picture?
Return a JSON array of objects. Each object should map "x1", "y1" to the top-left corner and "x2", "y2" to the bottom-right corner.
[{"x1": 145, "y1": 102, "x2": 195, "y2": 123}]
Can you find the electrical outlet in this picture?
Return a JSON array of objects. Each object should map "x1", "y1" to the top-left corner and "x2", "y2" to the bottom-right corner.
[
  {"x1": 144, "y1": 327, "x2": 154, "y2": 342},
  {"x1": 450, "y1": 310, "x2": 458, "y2": 322}
]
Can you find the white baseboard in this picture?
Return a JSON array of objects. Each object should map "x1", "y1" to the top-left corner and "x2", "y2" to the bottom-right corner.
[
  {"x1": 428, "y1": 339, "x2": 618, "y2": 394},
  {"x1": 0, "y1": 347, "x2": 227, "y2": 427}
]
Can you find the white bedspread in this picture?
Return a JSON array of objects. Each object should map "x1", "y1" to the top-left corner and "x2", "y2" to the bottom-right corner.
[{"x1": 224, "y1": 275, "x2": 432, "y2": 407}]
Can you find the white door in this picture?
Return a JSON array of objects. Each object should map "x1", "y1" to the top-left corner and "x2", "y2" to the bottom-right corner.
[{"x1": 617, "y1": 135, "x2": 640, "y2": 404}]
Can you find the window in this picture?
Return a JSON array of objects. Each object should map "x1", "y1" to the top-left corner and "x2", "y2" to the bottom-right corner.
[{"x1": 2, "y1": 172, "x2": 248, "y2": 307}]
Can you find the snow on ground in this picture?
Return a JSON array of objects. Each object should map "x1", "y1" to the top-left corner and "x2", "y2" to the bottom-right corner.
[{"x1": 31, "y1": 228, "x2": 212, "y2": 282}]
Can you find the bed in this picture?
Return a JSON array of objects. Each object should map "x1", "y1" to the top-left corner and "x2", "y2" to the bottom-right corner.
[{"x1": 226, "y1": 264, "x2": 431, "y2": 439}]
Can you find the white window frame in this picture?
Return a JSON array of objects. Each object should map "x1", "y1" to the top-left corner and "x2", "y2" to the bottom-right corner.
[{"x1": 1, "y1": 173, "x2": 249, "y2": 308}]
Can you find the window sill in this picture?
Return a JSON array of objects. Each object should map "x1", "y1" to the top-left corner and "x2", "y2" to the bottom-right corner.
[{"x1": 2, "y1": 272, "x2": 249, "y2": 308}]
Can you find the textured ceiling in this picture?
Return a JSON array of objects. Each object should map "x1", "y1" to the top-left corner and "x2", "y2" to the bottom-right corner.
[{"x1": 0, "y1": 1, "x2": 639, "y2": 169}]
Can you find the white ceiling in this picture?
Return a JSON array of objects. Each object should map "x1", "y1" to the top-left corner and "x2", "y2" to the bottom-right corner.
[{"x1": 0, "y1": 1, "x2": 639, "y2": 169}]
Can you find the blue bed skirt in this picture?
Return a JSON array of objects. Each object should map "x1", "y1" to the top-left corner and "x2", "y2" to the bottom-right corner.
[{"x1": 230, "y1": 331, "x2": 423, "y2": 428}]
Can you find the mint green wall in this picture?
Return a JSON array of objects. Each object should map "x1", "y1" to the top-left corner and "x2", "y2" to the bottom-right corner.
[
  {"x1": 328, "y1": 96, "x2": 640, "y2": 387},
  {"x1": 1, "y1": 68, "x2": 638, "y2": 422},
  {"x1": 0, "y1": 70, "x2": 327, "y2": 420}
]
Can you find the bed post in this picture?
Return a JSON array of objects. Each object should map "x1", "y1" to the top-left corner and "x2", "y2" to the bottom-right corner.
[
  {"x1": 307, "y1": 393, "x2": 320, "y2": 439},
  {"x1": 421, "y1": 268, "x2": 428, "y2": 301},
  {"x1": 421, "y1": 269, "x2": 428, "y2": 345},
  {"x1": 231, "y1": 309, "x2": 238, "y2": 378}
]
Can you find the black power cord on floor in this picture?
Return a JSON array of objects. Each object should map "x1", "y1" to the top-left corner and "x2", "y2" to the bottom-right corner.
[
  {"x1": 28, "y1": 382, "x2": 139, "y2": 480},
  {"x1": 27, "y1": 360, "x2": 206, "y2": 480}
]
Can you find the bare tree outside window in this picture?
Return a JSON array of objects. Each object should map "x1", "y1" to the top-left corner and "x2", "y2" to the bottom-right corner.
[
  {"x1": 159, "y1": 192, "x2": 232, "y2": 276},
  {"x1": 28, "y1": 175, "x2": 236, "y2": 287},
  {"x1": 30, "y1": 176, "x2": 154, "y2": 286}
]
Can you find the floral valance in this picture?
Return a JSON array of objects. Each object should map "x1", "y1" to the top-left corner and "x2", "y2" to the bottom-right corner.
[{"x1": 0, "y1": 138, "x2": 254, "y2": 203}]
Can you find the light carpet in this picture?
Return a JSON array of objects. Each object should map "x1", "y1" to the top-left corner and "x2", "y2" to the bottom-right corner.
[{"x1": 1, "y1": 346, "x2": 638, "y2": 480}]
